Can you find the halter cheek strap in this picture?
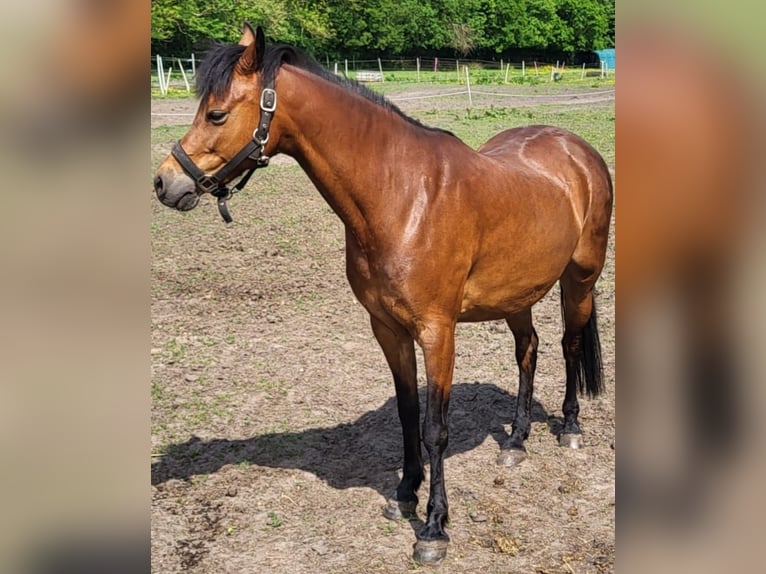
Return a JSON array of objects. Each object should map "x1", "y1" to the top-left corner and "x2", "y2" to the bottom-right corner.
[{"x1": 171, "y1": 86, "x2": 277, "y2": 223}]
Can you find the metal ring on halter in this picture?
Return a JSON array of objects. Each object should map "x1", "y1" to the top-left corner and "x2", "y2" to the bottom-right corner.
[{"x1": 253, "y1": 128, "x2": 269, "y2": 147}]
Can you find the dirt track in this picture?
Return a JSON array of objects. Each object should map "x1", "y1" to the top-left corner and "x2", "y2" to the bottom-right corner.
[{"x1": 151, "y1": 85, "x2": 614, "y2": 573}]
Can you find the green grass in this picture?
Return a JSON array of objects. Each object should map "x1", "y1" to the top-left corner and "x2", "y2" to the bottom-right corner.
[
  {"x1": 255, "y1": 376, "x2": 288, "y2": 397},
  {"x1": 151, "y1": 87, "x2": 195, "y2": 99},
  {"x1": 152, "y1": 124, "x2": 191, "y2": 145},
  {"x1": 162, "y1": 338, "x2": 187, "y2": 364},
  {"x1": 364, "y1": 68, "x2": 614, "y2": 89},
  {"x1": 151, "y1": 380, "x2": 165, "y2": 402}
]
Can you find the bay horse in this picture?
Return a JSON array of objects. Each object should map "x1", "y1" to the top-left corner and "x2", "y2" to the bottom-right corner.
[{"x1": 153, "y1": 25, "x2": 613, "y2": 565}]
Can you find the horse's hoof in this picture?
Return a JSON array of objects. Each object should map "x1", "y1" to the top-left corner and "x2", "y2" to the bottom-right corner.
[
  {"x1": 413, "y1": 539, "x2": 449, "y2": 565},
  {"x1": 383, "y1": 498, "x2": 417, "y2": 521},
  {"x1": 559, "y1": 433, "x2": 583, "y2": 449},
  {"x1": 496, "y1": 448, "x2": 527, "y2": 467}
]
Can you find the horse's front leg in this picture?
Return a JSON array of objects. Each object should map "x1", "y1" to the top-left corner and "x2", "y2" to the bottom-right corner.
[
  {"x1": 370, "y1": 316, "x2": 423, "y2": 520},
  {"x1": 413, "y1": 320, "x2": 456, "y2": 565}
]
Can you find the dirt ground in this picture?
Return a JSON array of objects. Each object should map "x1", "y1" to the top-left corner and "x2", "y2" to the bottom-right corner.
[{"x1": 151, "y1": 85, "x2": 615, "y2": 573}]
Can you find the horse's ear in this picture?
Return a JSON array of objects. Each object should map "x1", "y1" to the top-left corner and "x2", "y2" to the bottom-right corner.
[
  {"x1": 237, "y1": 23, "x2": 265, "y2": 72},
  {"x1": 256, "y1": 26, "x2": 266, "y2": 55},
  {"x1": 238, "y1": 22, "x2": 256, "y2": 47}
]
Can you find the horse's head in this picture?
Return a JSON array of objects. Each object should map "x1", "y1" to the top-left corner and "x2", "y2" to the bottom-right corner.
[{"x1": 154, "y1": 24, "x2": 275, "y2": 219}]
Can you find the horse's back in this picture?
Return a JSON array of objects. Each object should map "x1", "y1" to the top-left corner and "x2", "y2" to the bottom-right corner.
[
  {"x1": 475, "y1": 124, "x2": 611, "y2": 229},
  {"x1": 479, "y1": 125, "x2": 609, "y2": 179},
  {"x1": 479, "y1": 123, "x2": 612, "y2": 244},
  {"x1": 479, "y1": 124, "x2": 563, "y2": 155}
]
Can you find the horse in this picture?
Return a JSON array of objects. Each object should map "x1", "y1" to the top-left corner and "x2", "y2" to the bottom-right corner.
[{"x1": 153, "y1": 25, "x2": 613, "y2": 565}]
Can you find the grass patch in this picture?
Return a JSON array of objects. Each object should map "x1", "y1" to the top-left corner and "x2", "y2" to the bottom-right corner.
[
  {"x1": 151, "y1": 124, "x2": 190, "y2": 145},
  {"x1": 360, "y1": 69, "x2": 614, "y2": 89},
  {"x1": 162, "y1": 338, "x2": 187, "y2": 365},
  {"x1": 266, "y1": 511, "x2": 283, "y2": 528},
  {"x1": 255, "y1": 376, "x2": 288, "y2": 397},
  {"x1": 151, "y1": 380, "x2": 165, "y2": 402}
]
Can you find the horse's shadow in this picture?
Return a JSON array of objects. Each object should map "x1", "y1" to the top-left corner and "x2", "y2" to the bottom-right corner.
[{"x1": 152, "y1": 382, "x2": 553, "y2": 499}]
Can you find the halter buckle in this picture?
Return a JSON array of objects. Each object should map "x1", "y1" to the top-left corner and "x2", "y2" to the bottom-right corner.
[{"x1": 260, "y1": 88, "x2": 277, "y2": 113}]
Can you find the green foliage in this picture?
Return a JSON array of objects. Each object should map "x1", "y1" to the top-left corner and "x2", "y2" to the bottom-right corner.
[
  {"x1": 266, "y1": 511, "x2": 283, "y2": 528},
  {"x1": 152, "y1": 0, "x2": 615, "y2": 57}
]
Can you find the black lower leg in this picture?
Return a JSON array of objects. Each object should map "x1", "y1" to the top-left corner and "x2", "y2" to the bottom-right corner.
[
  {"x1": 395, "y1": 376, "x2": 424, "y2": 503},
  {"x1": 369, "y1": 317, "x2": 423, "y2": 514},
  {"x1": 413, "y1": 323, "x2": 454, "y2": 565},
  {"x1": 562, "y1": 333, "x2": 583, "y2": 435},
  {"x1": 506, "y1": 328, "x2": 539, "y2": 450},
  {"x1": 420, "y1": 390, "x2": 450, "y2": 541}
]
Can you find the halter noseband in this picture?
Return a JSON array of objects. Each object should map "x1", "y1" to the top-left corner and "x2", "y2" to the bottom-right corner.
[{"x1": 171, "y1": 85, "x2": 278, "y2": 223}]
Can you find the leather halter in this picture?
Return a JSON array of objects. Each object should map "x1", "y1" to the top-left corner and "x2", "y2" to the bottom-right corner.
[{"x1": 171, "y1": 86, "x2": 277, "y2": 223}]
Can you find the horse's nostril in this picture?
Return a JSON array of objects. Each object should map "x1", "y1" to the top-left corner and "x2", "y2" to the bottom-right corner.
[{"x1": 154, "y1": 175, "x2": 165, "y2": 197}]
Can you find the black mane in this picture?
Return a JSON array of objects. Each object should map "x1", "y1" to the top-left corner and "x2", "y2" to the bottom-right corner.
[{"x1": 195, "y1": 42, "x2": 451, "y2": 135}]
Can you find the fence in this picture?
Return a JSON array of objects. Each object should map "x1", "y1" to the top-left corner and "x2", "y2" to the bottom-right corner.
[
  {"x1": 154, "y1": 55, "x2": 197, "y2": 96},
  {"x1": 151, "y1": 55, "x2": 614, "y2": 96}
]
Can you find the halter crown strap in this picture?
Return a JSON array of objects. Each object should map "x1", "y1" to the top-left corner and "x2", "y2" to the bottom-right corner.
[{"x1": 171, "y1": 84, "x2": 277, "y2": 223}]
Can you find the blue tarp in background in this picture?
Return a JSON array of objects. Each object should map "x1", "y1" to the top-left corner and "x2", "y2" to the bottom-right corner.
[{"x1": 595, "y1": 49, "x2": 615, "y2": 70}]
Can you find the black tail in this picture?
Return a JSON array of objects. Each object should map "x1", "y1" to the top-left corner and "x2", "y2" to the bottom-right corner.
[
  {"x1": 561, "y1": 291, "x2": 604, "y2": 398},
  {"x1": 581, "y1": 301, "x2": 605, "y2": 397}
]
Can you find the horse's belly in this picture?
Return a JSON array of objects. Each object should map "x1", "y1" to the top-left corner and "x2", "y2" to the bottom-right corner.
[
  {"x1": 459, "y1": 254, "x2": 566, "y2": 321},
  {"x1": 459, "y1": 280, "x2": 559, "y2": 321}
]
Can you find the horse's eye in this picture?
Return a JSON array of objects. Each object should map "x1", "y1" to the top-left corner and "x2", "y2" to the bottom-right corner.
[{"x1": 206, "y1": 110, "x2": 229, "y2": 125}]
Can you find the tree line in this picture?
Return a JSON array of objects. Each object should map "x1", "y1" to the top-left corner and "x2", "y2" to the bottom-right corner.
[{"x1": 152, "y1": 0, "x2": 614, "y2": 61}]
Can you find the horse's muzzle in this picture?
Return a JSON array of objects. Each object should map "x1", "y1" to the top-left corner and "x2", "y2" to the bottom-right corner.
[{"x1": 154, "y1": 172, "x2": 200, "y2": 211}]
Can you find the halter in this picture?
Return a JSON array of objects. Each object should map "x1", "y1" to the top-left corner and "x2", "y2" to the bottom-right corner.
[{"x1": 171, "y1": 85, "x2": 277, "y2": 223}]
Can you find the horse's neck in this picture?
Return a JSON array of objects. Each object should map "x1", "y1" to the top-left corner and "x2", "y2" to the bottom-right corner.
[{"x1": 275, "y1": 67, "x2": 418, "y2": 244}]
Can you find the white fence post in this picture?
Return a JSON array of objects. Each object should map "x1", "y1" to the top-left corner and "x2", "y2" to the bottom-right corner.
[
  {"x1": 156, "y1": 55, "x2": 167, "y2": 96},
  {"x1": 465, "y1": 65, "x2": 472, "y2": 106},
  {"x1": 178, "y1": 58, "x2": 190, "y2": 93}
]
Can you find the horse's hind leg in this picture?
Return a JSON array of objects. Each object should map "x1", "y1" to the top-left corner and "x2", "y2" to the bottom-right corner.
[
  {"x1": 497, "y1": 309, "x2": 538, "y2": 467},
  {"x1": 370, "y1": 315, "x2": 424, "y2": 520},
  {"x1": 559, "y1": 265, "x2": 605, "y2": 449}
]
